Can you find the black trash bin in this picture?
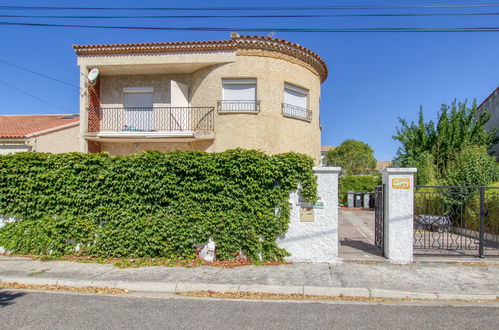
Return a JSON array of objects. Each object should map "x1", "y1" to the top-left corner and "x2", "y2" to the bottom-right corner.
[{"x1": 354, "y1": 193, "x2": 362, "y2": 208}]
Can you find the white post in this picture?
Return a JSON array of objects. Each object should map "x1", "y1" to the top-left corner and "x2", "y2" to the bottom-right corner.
[
  {"x1": 382, "y1": 168, "x2": 417, "y2": 264},
  {"x1": 278, "y1": 167, "x2": 341, "y2": 262}
]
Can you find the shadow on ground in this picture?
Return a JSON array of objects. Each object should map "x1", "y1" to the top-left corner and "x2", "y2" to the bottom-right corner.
[
  {"x1": 0, "y1": 290, "x2": 26, "y2": 307},
  {"x1": 340, "y1": 238, "x2": 382, "y2": 257}
]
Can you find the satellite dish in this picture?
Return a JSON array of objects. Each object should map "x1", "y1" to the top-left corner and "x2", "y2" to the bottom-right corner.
[{"x1": 88, "y1": 68, "x2": 99, "y2": 82}]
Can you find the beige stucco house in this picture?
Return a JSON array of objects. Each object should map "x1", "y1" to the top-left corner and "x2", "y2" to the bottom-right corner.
[
  {"x1": 74, "y1": 33, "x2": 328, "y2": 163},
  {"x1": 0, "y1": 114, "x2": 80, "y2": 154}
]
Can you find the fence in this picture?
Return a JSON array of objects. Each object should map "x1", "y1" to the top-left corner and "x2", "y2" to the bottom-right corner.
[
  {"x1": 413, "y1": 186, "x2": 499, "y2": 257},
  {"x1": 90, "y1": 107, "x2": 214, "y2": 133}
]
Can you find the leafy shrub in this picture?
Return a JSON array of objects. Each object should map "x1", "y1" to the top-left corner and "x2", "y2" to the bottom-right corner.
[
  {"x1": 463, "y1": 182, "x2": 499, "y2": 234},
  {"x1": 444, "y1": 145, "x2": 499, "y2": 187},
  {"x1": 0, "y1": 149, "x2": 317, "y2": 262},
  {"x1": 338, "y1": 175, "x2": 381, "y2": 205}
]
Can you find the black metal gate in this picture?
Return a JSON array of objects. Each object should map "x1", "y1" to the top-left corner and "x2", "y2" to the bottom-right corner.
[
  {"x1": 413, "y1": 186, "x2": 499, "y2": 257},
  {"x1": 374, "y1": 184, "x2": 385, "y2": 254}
]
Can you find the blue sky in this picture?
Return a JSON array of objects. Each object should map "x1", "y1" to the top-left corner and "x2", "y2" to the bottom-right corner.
[{"x1": 0, "y1": 0, "x2": 498, "y2": 160}]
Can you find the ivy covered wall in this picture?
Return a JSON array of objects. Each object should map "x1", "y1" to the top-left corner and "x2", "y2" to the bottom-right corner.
[{"x1": 0, "y1": 149, "x2": 317, "y2": 262}]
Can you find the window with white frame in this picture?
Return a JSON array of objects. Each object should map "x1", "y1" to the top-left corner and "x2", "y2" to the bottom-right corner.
[
  {"x1": 282, "y1": 83, "x2": 311, "y2": 121},
  {"x1": 219, "y1": 78, "x2": 258, "y2": 112}
]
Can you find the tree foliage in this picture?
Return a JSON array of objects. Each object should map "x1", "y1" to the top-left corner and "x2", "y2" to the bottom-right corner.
[
  {"x1": 338, "y1": 175, "x2": 381, "y2": 205},
  {"x1": 393, "y1": 100, "x2": 498, "y2": 185},
  {"x1": 325, "y1": 139, "x2": 376, "y2": 176},
  {"x1": 444, "y1": 145, "x2": 499, "y2": 187},
  {"x1": 0, "y1": 149, "x2": 317, "y2": 262}
]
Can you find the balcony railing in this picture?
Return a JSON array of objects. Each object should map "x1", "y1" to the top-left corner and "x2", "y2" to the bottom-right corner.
[
  {"x1": 281, "y1": 103, "x2": 312, "y2": 122},
  {"x1": 88, "y1": 107, "x2": 214, "y2": 133},
  {"x1": 217, "y1": 100, "x2": 260, "y2": 113}
]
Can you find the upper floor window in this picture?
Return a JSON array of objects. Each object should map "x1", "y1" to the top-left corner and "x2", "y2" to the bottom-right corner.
[
  {"x1": 282, "y1": 83, "x2": 312, "y2": 122},
  {"x1": 219, "y1": 78, "x2": 259, "y2": 113}
]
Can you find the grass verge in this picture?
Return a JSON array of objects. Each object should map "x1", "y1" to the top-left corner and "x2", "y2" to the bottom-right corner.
[
  {"x1": 0, "y1": 281, "x2": 128, "y2": 294},
  {"x1": 179, "y1": 290, "x2": 499, "y2": 303}
]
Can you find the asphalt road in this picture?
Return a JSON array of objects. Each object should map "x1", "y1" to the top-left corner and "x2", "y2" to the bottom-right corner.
[{"x1": 1, "y1": 290, "x2": 498, "y2": 330}]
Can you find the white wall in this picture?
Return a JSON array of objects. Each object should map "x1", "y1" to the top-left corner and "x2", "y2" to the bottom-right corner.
[{"x1": 278, "y1": 167, "x2": 341, "y2": 262}]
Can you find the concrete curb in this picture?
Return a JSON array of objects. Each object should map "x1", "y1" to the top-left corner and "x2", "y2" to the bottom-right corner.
[{"x1": 1, "y1": 276, "x2": 498, "y2": 301}]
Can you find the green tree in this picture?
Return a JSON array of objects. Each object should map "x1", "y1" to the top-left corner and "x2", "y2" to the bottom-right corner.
[
  {"x1": 393, "y1": 100, "x2": 497, "y2": 184},
  {"x1": 444, "y1": 145, "x2": 499, "y2": 187},
  {"x1": 325, "y1": 139, "x2": 376, "y2": 176}
]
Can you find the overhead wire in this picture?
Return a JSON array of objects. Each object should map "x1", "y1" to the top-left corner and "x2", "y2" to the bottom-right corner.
[
  {"x1": 1, "y1": 12, "x2": 499, "y2": 19},
  {"x1": 0, "y1": 58, "x2": 80, "y2": 89},
  {"x1": 0, "y1": 79, "x2": 72, "y2": 112},
  {"x1": 1, "y1": 4, "x2": 499, "y2": 11},
  {"x1": 1, "y1": 21, "x2": 499, "y2": 32}
]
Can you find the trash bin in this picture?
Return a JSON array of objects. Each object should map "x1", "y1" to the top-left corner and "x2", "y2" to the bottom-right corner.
[
  {"x1": 369, "y1": 192, "x2": 376, "y2": 208},
  {"x1": 347, "y1": 192, "x2": 354, "y2": 208},
  {"x1": 354, "y1": 193, "x2": 362, "y2": 207},
  {"x1": 363, "y1": 192, "x2": 371, "y2": 209}
]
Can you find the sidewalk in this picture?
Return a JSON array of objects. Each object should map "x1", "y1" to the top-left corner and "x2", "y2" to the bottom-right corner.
[{"x1": 1, "y1": 255, "x2": 499, "y2": 300}]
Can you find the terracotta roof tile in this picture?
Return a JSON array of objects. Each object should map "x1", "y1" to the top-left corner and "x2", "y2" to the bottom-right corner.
[
  {"x1": 321, "y1": 145, "x2": 337, "y2": 152},
  {"x1": 73, "y1": 34, "x2": 328, "y2": 82},
  {"x1": 0, "y1": 114, "x2": 79, "y2": 138},
  {"x1": 375, "y1": 161, "x2": 392, "y2": 171}
]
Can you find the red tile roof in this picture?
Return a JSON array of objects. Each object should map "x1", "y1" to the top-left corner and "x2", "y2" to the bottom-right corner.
[
  {"x1": 477, "y1": 86, "x2": 499, "y2": 109},
  {"x1": 73, "y1": 34, "x2": 328, "y2": 82},
  {"x1": 0, "y1": 114, "x2": 79, "y2": 138}
]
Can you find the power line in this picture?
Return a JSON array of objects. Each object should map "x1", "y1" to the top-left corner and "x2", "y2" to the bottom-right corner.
[
  {"x1": 1, "y1": 12, "x2": 499, "y2": 19},
  {"x1": 0, "y1": 58, "x2": 79, "y2": 89},
  {"x1": 1, "y1": 21, "x2": 499, "y2": 32},
  {"x1": 0, "y1": 79, "x2": 72, "y2": 112},
  {"x1": 1, "y1": 4, "x2": 499, "y2": 11}
]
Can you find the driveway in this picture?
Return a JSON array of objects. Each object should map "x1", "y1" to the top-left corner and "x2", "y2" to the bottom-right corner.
[{"x1": 338, "y1": 209, "x2": 384, "y2": 260}]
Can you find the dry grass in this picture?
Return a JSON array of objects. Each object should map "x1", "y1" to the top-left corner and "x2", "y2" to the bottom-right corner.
[
  {"x1": 180, "y1": 290, "x2": 499, "y2": 303},
  {"x1": 0, "y1": 281, "x2": 128, "y2": 294}
]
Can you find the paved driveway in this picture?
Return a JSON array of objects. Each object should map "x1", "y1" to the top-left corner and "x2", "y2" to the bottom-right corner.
[{"x1": 338, "y1": 209, "x2": 383, "y2": 260}]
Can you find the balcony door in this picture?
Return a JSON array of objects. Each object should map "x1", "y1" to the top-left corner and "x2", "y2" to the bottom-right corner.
[{"x1": 124, "y1": 88, "x2": 154, "y2": 132}]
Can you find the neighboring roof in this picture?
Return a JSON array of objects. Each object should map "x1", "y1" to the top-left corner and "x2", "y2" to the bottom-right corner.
[
  {"x1": 321, "y1": 145, "x2": 337, "y2": 153},
  {"x1": 376, "y1": 161, "x2": 392, "y2": 171},
  {"x1": 0, "y1": 114, "x2": 79, "y2": 138},
  {"x1": 73, "y1": 34, "x2": 328, "y2": 82},
  {"x1": 477, "y1": 86, "x2": 499, "y2": 110}
]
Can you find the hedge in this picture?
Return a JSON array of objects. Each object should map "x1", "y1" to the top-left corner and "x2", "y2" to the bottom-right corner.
[
  {"x1": 338, "y1": 175, "x2": 381, "y2": 205},
  {"x1": 0, "y1": 149, "x2": 317, "y2": 262},
  {"x1": 463, "y1": 182, "x2": 499, "y2": 234}
]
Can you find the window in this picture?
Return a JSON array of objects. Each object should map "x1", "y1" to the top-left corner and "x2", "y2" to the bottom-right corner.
[
  {"x1": 282, "y1": 83, "x2": 311, "y2": 121},
  {"x1": 219, "y1": 78, "x2": 259, "y2": 112},
  {"x1": 123, "y1": 87, "x2": 154, "y2": 131}
]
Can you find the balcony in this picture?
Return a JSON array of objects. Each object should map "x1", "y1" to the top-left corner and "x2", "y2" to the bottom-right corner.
[
  {"x1": 86, "y1": 107, "x2": 214, "y2": 141},
  {"x1": 281, "y1": 103, "x2": 312, "y2": 122},
  {"x1": 217, "y1": 100, "x2": 260, "y2": 113}
]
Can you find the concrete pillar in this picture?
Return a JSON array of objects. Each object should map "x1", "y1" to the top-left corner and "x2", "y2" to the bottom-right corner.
[
  {"x1": 278, "y1": 167, "x2": 341, "y2": 262},
  {"x1": 382, "y1": 168, "x2": 417, "y2": 264}
]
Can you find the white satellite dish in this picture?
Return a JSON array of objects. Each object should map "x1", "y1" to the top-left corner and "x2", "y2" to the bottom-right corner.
[{"x1": 88, "y1": 68, "x2": 99, "y2": 82}]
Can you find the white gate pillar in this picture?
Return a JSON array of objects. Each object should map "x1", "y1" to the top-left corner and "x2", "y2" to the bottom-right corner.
[
  {"x1": 382, "y1": 168, "x2": 417, "y2": 264},
  {"x1": 278, "y1": 167, "x2": 341, "y2": 262}
]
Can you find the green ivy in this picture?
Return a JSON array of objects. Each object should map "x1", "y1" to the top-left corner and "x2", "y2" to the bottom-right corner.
[{"x1": 0, "y1": 149, "x2": 317, "y2": 262}]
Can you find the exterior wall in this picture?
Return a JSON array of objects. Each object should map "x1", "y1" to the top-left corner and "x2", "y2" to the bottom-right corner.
[
  {"x1": 0, "y1": 144, "x2": 31, "y2": 154},
  {"x1": 191, "y1": 55, "x2": 321, "y2": 163},
  {"x1": 79, "y1": 50, "x2": 323, "y2": 163},
  {"x1": 382, "y1": 168, "x2": 417, "y2": 264},
  {"x1": 100, "y1": 74, "x2": 190, "y2": 106},
  {"x1": 278, "y1": 167, "x2": 341, "y2": 262},
  {"x1": 477, "y1": 88, "x2": 499, "y2": 157},
  {"x1": 28, "y1": 125, "x2": 80, "y2": 153},
  {"x1": 100, "y1": 142, "x2": 193, "y2": 155}
]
